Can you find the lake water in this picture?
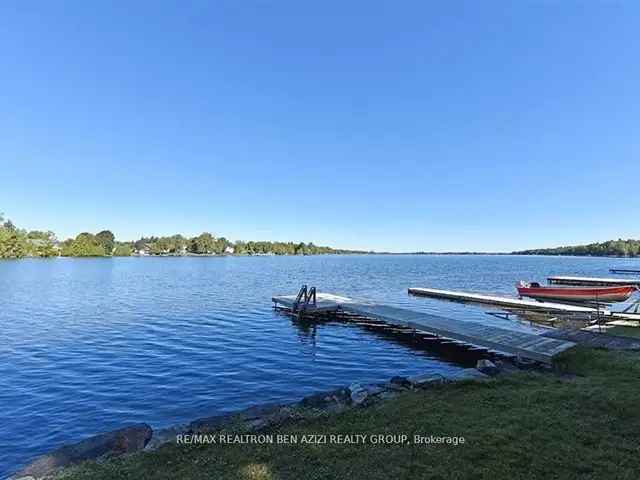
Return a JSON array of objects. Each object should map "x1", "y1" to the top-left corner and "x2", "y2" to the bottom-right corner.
[{"x1": 1, "y1": 254, "x2": 638, "y2": 477}]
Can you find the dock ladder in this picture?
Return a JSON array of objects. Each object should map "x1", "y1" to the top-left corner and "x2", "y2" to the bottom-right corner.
[{"x1": 293, "y1": 285, "x2": 317, "y2": 314}]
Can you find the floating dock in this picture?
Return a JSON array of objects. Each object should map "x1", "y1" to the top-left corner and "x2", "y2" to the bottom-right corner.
[
  {"x1": 272, "y1": 292, "x2": 576, "y2": 363},
  {"x1": 408, "y1": 287, "x2": 640, "y2": 323},
  {"x1": 548, "y1": 275, "x2": 640, "y2": 287},
  {"x1": 407, "y1": 287, "x2": 598, "y2": 314}
]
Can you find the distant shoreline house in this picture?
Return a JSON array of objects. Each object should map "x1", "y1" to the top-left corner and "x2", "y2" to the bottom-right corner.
[
  {"x1": 136, "y1": 243, "x2": 189, "y2": 256},
  {"x1": 224, "y1": 245, "x2": 235, "y2": 255},
  {"x1": 137, "y1": 244, "x2": 151, "y2": 256}
]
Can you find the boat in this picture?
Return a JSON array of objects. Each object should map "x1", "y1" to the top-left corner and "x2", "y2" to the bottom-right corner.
[{"x1": 516, "y1": 281, "x2": 638, "y2": 303}]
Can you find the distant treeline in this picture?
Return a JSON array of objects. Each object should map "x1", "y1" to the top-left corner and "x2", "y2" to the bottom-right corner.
[
  {"x1": 515, "y1": 239, "x2": 640, "y2": 257},
  {"x1": 0, "y1": 213, "x2": 361, "y2": 259}
]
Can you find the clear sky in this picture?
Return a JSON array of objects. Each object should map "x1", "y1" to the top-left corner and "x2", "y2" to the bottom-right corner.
[{"x1": 1, "y1": 1, "x2": 638, "y2": 252}]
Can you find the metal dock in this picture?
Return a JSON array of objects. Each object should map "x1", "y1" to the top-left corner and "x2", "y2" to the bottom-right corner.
[
  {"x1": 548, "y1": 275, "x2": 640, "y2": 287},
  {"x1": 272, "y1": 292, "x2": 576, "y2": 363},
  {"x1": 408, "y1": 286, "x2": 640, "y2": 323},
  {"x1": 407, "y1": 287, "x2": 598, "y2": 314}
]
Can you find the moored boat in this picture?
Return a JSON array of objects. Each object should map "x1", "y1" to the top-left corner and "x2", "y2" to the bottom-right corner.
[{"x1": 516, "y1": 281, "x2": 638, "y2": 302}]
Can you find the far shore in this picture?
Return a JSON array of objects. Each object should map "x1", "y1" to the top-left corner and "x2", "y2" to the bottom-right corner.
[{"x1": 3, "y1": 251, "x2": 640, "y2": 260}]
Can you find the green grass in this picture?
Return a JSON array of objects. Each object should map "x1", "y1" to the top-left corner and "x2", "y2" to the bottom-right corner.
[
  {"x1": 58, "y1": 348, "x2": 640, "y2": 480},
  {"x1": 607, "y1": 325, "x2": 640, "y2": 338}
]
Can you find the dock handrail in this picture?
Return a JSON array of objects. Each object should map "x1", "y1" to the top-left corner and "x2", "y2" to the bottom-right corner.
[
  {"x1": 292, "y1": 285, "x2": 317, "y2": 312},
  {"x1": 307, "y1": 286, "x2": 317, "y2": 306},
  {"x1": 293, "y1": 285, "x2": 308, "y2": 312}
]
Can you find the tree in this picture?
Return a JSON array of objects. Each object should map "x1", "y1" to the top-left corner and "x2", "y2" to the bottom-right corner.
[
  {"x1": 189, "y1": 232, "x2": 216, "y2": 254},
  {"x1": 59, "y1": 239, "x2": 74, "y2": 256},
  {"x1": 0, "y1": 214, "x2": 28, "y2": 258},
  {"x1": 0, "y1": 228, "x2": 28, "y2": 258},
  {"x1": 168, "y1": 235, "x2": 187, "y2": 254},
  {"x1": 113, "y1": 243, "x2": 133, "y2": 256},
  {"x1": 27, "y1": 230, "x2": 56, "y2": 240},
  {"x1": 96, "y1": 230, "x2": 115, "y2": 256},
  {"x1": 234, "y1": 241, "x2": 247, "y2": 254},
  {"x1": 515, "y1": 239, "x2": 640, "y2": 257},
  {"x1": 0, "y1": 212, "x2": 356, "y2": 259},
  {"x1": 64, "y1": 233, "x2": 106, "y2": 257},
  {"x1": 26, "y1": 230, "x2": 57, "y2": 257},
  {"x1": 2, "y1": 217, "x2": 16, "y2": 231},
  {"x1": 214, "y1": 236, "x2": 231, "y2": 254},
  {"x1": 34, "y1": 240, "x2": 57, "y2": 257},
  {"x1": 134, "y1": 237, "x2": 157, "y2": 252}
]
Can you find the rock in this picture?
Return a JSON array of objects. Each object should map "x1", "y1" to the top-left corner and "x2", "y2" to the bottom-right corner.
[
  {"x1": 407, "y1": 373, "x2": 445, "y2": 388},
  {"x1": 246, "y1": 404, "x2": 297, "y2": 429},
  {"x1": 189, "y1": 403, "x2": 297, "y2": 435},
  {"x1": 376, "y1": 390, "x2": 399, "y2": 401},
  {"x1": 389, "y1": 376, "x2": 412, "y2": 388},
  {"x1": 145, "y1": 425, "x2": 187, "y2": 450},
  {"x1": 383, "y1": 382, "x2": 408, "y2": 392},
  {"x1": 188, "y1": 414, "x2": 232, "y2": 433},
  {"x1": 13, "y1": 424, "x2": 152, "y2": 479},
  {"x1": 349, "y1": 383, "x2": 368, "y2": 406},
  {"x1": 300, "y1": 388, "x2": 350, "y2": 409},
  {"x1": 237, "y1": 403, "x2": 283, "y2": 420},
  {"x1": 323, "y1": 391, "x2": 351, "y2": 413},
  {"x1": 476, "y1": 359, "x2": 500, "y2": 376},
  {"x1": 297, "y1": 408, "x2": 327, "y2": 419},
  {"x1": 152, "y1": 404, "x2": 303, "y2": 450},
  {"x1": 363, "y1": 384, "x2": 386, "y2": 396},
  {"x1": 448, "y1": 368, "x2": 489, "y2": 381},
  {"x1": 245, "y1": 418, "x2": 269, "y2": 431},
  {"x1": 263, "y1": 406, "x2": 299, "y2": 426},
  {"x1": 234, "y1": 403, "x2": 286, "y2": 429}
]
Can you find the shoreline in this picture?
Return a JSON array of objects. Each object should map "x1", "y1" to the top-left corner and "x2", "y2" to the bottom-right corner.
[
  {"x1": 14, "y1": 347, "x2": 640, "y2": 480},
  {"x1": 12, "y1": 362, "x2": 500, "y2": 479},
  {"x1": 5, "y1": 252, "x2": 640, "y2": 260}
]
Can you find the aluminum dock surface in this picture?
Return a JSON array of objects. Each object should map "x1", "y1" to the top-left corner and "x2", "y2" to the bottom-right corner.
[
  {"x1": 407, "y1": 287, "x2": 597, "y2": 313},
  {"x1": 548, "y1": 275, "x2": 640, "y2": 287},
  {"x1": 272, "y1": 293, "x2": 576, "y2": 363}
]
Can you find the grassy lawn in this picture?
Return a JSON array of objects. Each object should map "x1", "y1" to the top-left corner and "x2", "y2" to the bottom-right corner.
[
  {"x1": 58, "y1": 348, "x2": 640, "y2": 480},
  {"x1": 607, "y1": 325, "x2": 640, "y2": 338}
]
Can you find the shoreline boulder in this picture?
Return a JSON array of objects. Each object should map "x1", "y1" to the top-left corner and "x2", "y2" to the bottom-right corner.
[
  {"x1": 12, "y1": 423, "x2": 152, "y2": 479},
  {"x1": 348, "y1": 383, "x2": 368, "y2": 406},
  {"x1": 476, "y1": 359, "x2": 500, "y2": 376}
]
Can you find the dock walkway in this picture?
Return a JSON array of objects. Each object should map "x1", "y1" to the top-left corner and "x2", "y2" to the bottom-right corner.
[
  {"x1": 407, "y1": 287, "x2": 640, "y2": 321},
  {"x1": 272, "y1": 293, "x2": 575, "y2": 363},
  {"x1": 407, "y1": 287, "x2": 597, "y2": 314}
]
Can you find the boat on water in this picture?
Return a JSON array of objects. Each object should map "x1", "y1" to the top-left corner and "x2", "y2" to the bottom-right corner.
[{"x1": 516, "y1": 281, "x2": 638, "y2": 302}]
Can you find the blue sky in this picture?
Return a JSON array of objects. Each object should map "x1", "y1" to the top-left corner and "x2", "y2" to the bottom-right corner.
[{"x1": 1, "y1": 1, "x2": 638, "y2": 252}]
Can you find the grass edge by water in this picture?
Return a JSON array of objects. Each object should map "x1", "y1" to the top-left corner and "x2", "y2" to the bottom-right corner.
[{"x1": 54, "y1": 347, "x2": 640, "y2": 480}]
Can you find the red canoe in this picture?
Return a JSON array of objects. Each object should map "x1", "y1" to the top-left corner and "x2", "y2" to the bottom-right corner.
[{"x1": 516, "y1": 281, "x2": 638, "y2": 302}]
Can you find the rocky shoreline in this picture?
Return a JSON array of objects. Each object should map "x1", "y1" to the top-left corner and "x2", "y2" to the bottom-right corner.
[{"x1": 13, "y1": 359, "x2": 512, "y2": 480}]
